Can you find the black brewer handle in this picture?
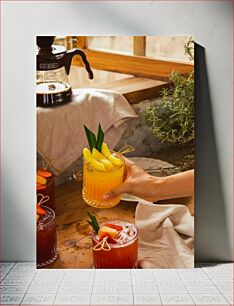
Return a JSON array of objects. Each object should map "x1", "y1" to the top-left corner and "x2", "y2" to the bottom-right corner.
[{"x1": 65, "y1": 48, "x2": 94, "y2": 79}]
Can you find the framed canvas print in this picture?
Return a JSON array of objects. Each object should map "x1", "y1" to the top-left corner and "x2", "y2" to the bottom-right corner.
[{"x1": 36, "y1": 35, "x2": 194, "y2": 269}]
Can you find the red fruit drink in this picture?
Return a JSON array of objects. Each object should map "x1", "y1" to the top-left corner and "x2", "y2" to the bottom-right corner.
[
  {"x1": 36, "y1": 206, "x2": 58, "y2": 268},
  {"x1": 92, "y1": 220, "x2": 138, "y2": 269},
  {"x1": 37, "y1": 171, "x2": 55, "y2": 211}
]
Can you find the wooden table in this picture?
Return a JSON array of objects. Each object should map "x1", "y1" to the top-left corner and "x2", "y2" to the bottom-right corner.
[{"x1": 49, "y1": 180, "x2": 137, "y2": 269}]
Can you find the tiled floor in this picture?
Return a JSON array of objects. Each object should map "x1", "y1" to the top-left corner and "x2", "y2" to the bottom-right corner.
[{"x1": 0, "y1": 262, "x2": 233, "y2": 305}]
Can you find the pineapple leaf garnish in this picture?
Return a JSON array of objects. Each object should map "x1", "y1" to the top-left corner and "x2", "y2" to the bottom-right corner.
[
  {"x1": 96, "y1": 124, "x2": 104, "y2": 152},
  {"x1": 84, "y1": 124, "x2": 104, "y2": 153},
  {"x1": 84, "y1": 125, "x2": 96, "y2": 151},
  {"x1": 86, "y1": 212, "x2": 99, "y2": 234}
]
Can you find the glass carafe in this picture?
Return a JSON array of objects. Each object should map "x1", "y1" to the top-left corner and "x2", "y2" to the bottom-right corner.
[
  {"x1": 36, "y1": 36, "x2": 93, "y2": 107},
  {"x1": 36, "y1": 67, "x2": 72, "y2": 106}
]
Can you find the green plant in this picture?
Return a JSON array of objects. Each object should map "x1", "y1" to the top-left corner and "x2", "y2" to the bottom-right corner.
[
  {"x1": 177, "y1": 154, "x2": 195, "y2": 172},
  {"x1": 145, "y1": 38, "x2": 194, "y2": 171},
  {"x1": 184, "y1": 37, "x2": 194, "y2": 61},
  {"x1": 145, "y1": 71, "x2": 194, "y2": 145}
]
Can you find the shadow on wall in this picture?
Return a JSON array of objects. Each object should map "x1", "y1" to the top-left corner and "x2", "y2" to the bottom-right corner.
[{"x1": 195, "y1": 43, "x2": 232, "y2": 262}]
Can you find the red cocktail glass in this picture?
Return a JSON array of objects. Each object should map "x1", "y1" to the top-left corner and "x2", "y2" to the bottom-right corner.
[
  {"x1": 36, "y1": 205, "x2": 58, "y2": 268},
  {"x1": 37, "y1": 171, "x2": 55, "y2": 211},
  {"x1": 92, "y1": 220, "x2": 138, "y2": 269}
]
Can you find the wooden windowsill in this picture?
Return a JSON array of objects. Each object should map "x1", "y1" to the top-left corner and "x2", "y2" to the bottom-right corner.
[
  {"x1": 88, "y1": 76, "x2": 170, "y2": 104},
  {"x1": 73, "y1": 48, "x2": 193, "y2": 81}
]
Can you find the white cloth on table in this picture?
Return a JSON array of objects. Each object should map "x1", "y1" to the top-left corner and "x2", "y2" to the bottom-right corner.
[
  {"x1": 37, "y1": 88, "x2": 138, "y2": 175},
  {"x1": 135, "y1": 200, "x2": 194, "y2": 268}
]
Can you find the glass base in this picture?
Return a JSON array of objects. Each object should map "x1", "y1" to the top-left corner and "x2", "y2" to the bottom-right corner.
[
  {"x1": 37, "y1": 251, "x2": 58, "y2": 268},
  {"x1": 82, "y1": 189, "x2": 120, "y2": 209}
]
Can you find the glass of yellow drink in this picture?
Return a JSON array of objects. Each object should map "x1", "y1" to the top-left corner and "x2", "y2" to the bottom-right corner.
[{"x1": 82, "y1": 153, "x2": 125, "y2": 208}]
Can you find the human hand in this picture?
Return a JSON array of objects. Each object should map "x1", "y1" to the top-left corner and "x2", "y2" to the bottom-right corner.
[{"x1": 103, "y1": 158, "x2": 161, "y2": 202}]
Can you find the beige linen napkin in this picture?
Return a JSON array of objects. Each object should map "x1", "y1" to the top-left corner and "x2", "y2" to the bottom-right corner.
[
  {"x1": 37, "y1": 88, "x2": 138, "y2": 175},
  {"x1": 135, "y1": 201, "x2": 194, "y2": 268}
]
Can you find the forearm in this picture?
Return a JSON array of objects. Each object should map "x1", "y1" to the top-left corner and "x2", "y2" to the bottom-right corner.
[
  {"x1": 153, "y1": 170, "x2": 194, "y2": 201},
  {"x1": 105, "y1": 162, "x2": 194, "y2": 203}
]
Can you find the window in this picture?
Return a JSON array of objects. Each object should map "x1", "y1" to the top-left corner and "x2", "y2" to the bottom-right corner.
[{"x1": 55, "y1": 36, "x2": 194, "y2": 103}]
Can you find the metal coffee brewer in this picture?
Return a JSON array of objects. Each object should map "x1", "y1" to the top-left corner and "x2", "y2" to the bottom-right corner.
[{"x1": 36, "y1": 36, "x2": 93, "y2": 107}]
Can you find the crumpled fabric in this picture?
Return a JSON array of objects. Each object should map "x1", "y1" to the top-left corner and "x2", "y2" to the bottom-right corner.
[
  {"x1": 37, "y1": 88, "x2": 138, "y2": 175},
  {"x1": 135, "y1": 200, "x2": 194, "y2": 268}
]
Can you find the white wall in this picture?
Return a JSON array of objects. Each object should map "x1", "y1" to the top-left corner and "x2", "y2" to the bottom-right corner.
[{"x1": 1, "y1": 1, "x2": 233, "y2": 261}]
